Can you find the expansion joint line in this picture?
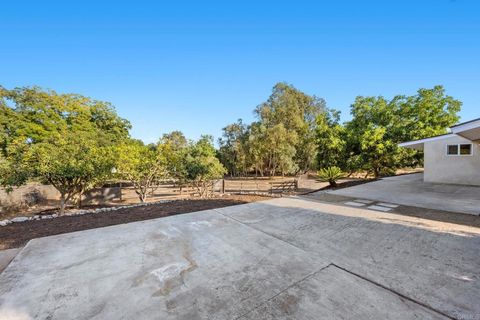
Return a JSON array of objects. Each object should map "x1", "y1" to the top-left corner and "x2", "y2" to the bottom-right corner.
[
  {"x1": 330, "y1": 263, "x2": 458, "y2": 320},
  {"x1": 212, "y1": 208, "x2": 310, "y2": 253},
  {"x1": 212, "y1": 208, "x2": 458, "y2": 320},
  {"x1": 233, "y1": 263, "x2": 334, "y2": 320}
]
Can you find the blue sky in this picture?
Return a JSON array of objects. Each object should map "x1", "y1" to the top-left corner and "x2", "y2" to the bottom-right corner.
[{"x1": 2, "y1": 1, "x2": 479, "y2": 143}]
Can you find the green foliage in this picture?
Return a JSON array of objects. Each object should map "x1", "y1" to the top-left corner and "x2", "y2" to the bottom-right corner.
[
  {"x1": 317, "y1": 166, "x2": 345, "y2": 187},
  {"x1": 218, "y1": 119, "x2": 248, "y2": 176},
  {"x1": 184, "y1": 135, "x2": 226, "y2": 197},
  {"x1": 0, "y1": 83, "x2": 463, "y2": 211},
  {"x1": 343, "y1": 86, "x2": 461, "y2": 177},
  {"x1": 254, "y1": 82, "x2": 325, "y2": 174},
  {"x1": 28, "y1": 131, "x2": 115, "y2": 214},
  {"x1": 0, "y1": 86, "x2": 132, "y2": 212},
  {"x1": 115, "y1": 142, "x2": 166, "y2": 203},
  {"x1": 0, "y1": 86, "x2": 131, "y2": 148},
  {"x1": 218, "y1": 82, "x2": 326, "y2": 176},
  {"x1": 315, "y1": 109, "x2": 346, "y2": 169},
  {"x1": 157, "y1": 131, "x2": 189, "y2": 183},
  {"x1": 0, "y1": 141, "x2": 31, "y2": 191}
]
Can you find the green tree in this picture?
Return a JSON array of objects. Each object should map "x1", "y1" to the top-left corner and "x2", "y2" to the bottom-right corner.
[
  {"x1": 157, "y1": 131, "x2": 189, "y2": 186},
  {"x1": 344, "y1": 86, "x2": 461, "y2": 177},
  {"x1": 0, "y1": 86, "x2": 131, "y2": 147},
  {"x1": 115, "y1": 141, "x2": 166, "y2": 203},
  {"x1": 315, "y1": 109, "x2": 346, "y2": 169},
  {"x1": 27, "y1": 131, "x2": 115, "y2": 215},
  {"x1": 0, "y1": 86, "x2": 131, "y2": 211},
  {"x1": 184, "y1": 136, "x2": 226, "y2": 197},
  {"x1": 0, "y1": 141, "x2": 31, "y2": 191},
  {"x1": 254, "y1": 82, "x2": 326, "y2": 174},
  {"x1": 218, "y1": 119, "x2": 248, "y2": 176}
]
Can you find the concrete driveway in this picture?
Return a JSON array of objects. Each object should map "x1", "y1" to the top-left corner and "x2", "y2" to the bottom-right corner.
[
  {"x1": 327, "y1": 173, "x2": 480, "y2": 215},
  {"x1": 1, "y1": 197, "x2": 479, "y2": 319}
]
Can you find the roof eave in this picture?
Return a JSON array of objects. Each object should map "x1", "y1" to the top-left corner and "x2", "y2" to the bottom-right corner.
[
  {"x1": 398, "y1": 133, "x2": 456, "y2": 150},
  {"x1": 450, "y1": 119, "x2": 480, "y2": 141}
]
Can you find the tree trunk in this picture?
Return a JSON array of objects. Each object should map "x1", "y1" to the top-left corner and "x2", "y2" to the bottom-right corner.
[
  {"x1": 77, "y1": 190, "x2": 83, "y2": 209},
  {"x1": 59, "y1": 193, "x2": 66, "y2": 216}
]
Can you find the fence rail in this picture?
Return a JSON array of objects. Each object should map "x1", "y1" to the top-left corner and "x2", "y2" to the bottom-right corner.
[
  {"x1": 223, "y1": 178, "x2": 297, "y2": 194},
  {"x1": 1, "y1": 178, "x2": 299, "y2": 214}
]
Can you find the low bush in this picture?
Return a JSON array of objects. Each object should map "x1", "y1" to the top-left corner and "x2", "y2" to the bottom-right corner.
[{"x1": 317, "y1": 166, "x2": 345, "y2": 188}]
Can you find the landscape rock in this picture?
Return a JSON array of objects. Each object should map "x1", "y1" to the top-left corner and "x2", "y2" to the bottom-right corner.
[
  {"x1": 0, "y1": 199, "x2": 176, "y2": 226},
  {"x1": 0, "y1": 220, "x2": 10, "y2": 226}
]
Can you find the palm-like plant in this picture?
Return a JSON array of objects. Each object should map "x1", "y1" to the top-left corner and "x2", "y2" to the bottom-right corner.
[{"x1": 317, "y1": 166, "x2": 345, "y2": 188}]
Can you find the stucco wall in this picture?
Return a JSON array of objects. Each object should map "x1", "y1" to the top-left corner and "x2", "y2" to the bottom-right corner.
[{"x1": 424, "y1": 135, "x2": 480, "y2": 186}]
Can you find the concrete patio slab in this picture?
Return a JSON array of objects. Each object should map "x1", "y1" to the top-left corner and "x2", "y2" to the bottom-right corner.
[
  {"x1": 1, "y1": 197, "x2": 479, "y2": 319},
  {"x1": 326, "y1": 173, "x2": 480, "y2": 215},
  {"x1": 217, "y1": 198, "x2": 480, "y2": 319},
  {"x1": 0, "y1": 248, "x2": 21, "y2": 273},
  {"x1": 0, "y1": 208, "x2": 325, "y2": 320},
  {"x1": 239, "y1": 265, "x2": 446, "y2": 320}
]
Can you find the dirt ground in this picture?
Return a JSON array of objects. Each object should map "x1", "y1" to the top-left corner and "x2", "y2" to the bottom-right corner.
[{"x1": 0, "y1": 194, "x2": 270, "y2": 250}]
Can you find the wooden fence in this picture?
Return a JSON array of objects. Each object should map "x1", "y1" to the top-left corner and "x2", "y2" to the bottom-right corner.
[
  {"x1": 222, "y1": 178, "x2": 298, "y2": 194},
  {"x1": 1, "y1": 178, "x2": 298, "y2": 214}
]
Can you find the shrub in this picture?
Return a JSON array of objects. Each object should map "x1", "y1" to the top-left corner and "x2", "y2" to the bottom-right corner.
[{"x1": 317, "y1": 166, "x2": 345, "y2": 188}]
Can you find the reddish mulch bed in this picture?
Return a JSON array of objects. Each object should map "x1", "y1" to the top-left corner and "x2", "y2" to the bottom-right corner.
[{"x1": 0, "y1": 195, "x2": 271, "y2": 250}]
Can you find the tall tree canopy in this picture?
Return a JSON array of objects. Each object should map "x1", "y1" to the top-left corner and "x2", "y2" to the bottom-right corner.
[
  {"x1": 0, "y1": 86, "x2": 131, "y2": 212},
  {"x1": 0, "y1": 86, "x2": 131, "y2": 151},
  {"x1": 254, "y1": 82, "x2": 326, "y2": 174},
  {"x1": 315, "y1": 108, "x2": 346, "y2": 170},
  {"x1": 344, "y1": 86, "x2": 461, "y2": 177},
  {"x1": 218, "y1": 82, "x2": 327, "y2": 176},
  {"x1": 218, "y1": 119, "x2": 248, "y2": 177}
]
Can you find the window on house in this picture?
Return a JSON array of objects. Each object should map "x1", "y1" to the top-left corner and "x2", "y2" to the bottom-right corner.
[
  {"x1": 447, "y1": 144, "x2": 472, "y2": 156},
  {"x1": 460, "y1": 144, "x2": 472, "y2": 155},
  {"x1": 447, "y1": 145, "x2": 459, "y2": 155}
]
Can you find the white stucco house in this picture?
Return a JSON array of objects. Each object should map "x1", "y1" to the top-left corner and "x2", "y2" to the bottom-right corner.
[{"x1": 399, "y1": 118, "x2": 480, "y2": 186}]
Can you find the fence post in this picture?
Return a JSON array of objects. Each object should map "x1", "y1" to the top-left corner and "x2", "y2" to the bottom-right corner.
[
  {"x1": 222, "y1": 179, "x2": 225, "y2": 194},
  {"x1": 119, "y1": 182, "x2": 123, "y2": 202}
]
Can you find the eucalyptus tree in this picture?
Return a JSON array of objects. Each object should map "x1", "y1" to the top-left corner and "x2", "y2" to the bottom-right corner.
[
  {"x1": 254, "y1": 82, "x2": 326, "y2": 174},
  {"x1": 218, "y1": 119, "x2": 248, "y2": 176}
]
